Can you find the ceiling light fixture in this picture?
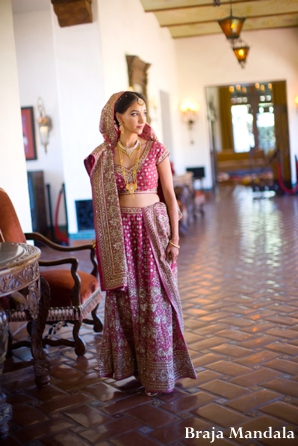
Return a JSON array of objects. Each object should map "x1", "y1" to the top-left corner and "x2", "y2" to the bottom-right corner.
[
  {"x1": 218, "y1": 0, "x2": 246, "y2": 40},
  {"x1": 232, "y1": 39, "x2": 250, "y2": 68}
]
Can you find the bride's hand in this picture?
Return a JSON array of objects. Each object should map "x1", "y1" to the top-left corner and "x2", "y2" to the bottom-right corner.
[{"x1": 166, "y1": 243, "x2": 179, "y2": 263}]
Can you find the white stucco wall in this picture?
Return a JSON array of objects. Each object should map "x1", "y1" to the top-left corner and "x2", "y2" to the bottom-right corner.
[
  {"x1": 50, "y1": 2, "x2": 104, "y2": 234},
  {"x1": 96, "y1": 0, "x2": 182, "y2": 167},
  {"x1": 13, "y1": 5, "x2": 65, "y2": 228},
  {"x1": 0, "y1": 0, "x2": 32, "y2": 231},
  {"x1": 175, "y1": 28, "x2": 298, "y2": 187}
]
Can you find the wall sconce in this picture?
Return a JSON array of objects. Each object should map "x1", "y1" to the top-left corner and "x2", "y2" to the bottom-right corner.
[
  {"x1": 37, "y1": 97, "x2": 52, "y2": 153},
  {"x1": 295, "y1": 95, "x2": 298, "y2": 113},
  {"x1": 180, "y1": 100, "x2": 200, "y2": 144}
]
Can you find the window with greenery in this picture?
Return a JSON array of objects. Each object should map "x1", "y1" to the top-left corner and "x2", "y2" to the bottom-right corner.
[{"x1": 230, "y1": 82, "x2": 276, "y2": 154}]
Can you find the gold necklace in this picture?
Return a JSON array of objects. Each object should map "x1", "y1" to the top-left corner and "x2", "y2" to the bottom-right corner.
[
  {"x1": 117, "y1": 139, "x2": 140, "y2": 159},
  {"x1": 118, "y1": 143, "x2": 141, "y2": 196}
]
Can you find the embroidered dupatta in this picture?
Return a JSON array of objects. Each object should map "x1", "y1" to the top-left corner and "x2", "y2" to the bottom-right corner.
[{"x1": 84, "y1": 92, "x2": 158, "y2": 291}]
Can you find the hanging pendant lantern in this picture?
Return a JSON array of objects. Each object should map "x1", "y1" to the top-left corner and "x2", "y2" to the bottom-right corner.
[
  {"x1": 218, "y1": 0, "x2": 245, "y2": 40},
  {"x1": 232, "y1": 39, "x2": 250, "y2": 68}
]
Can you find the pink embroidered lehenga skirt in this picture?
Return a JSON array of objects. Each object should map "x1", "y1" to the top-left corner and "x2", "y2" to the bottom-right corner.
[{"x1": 98, "y1": 202, "x2": 196, "y2": 393}]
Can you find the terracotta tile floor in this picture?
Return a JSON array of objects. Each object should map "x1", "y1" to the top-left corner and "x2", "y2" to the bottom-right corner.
[{"x1": 2, "y1": 185, "x2": 298, "y2": 445}]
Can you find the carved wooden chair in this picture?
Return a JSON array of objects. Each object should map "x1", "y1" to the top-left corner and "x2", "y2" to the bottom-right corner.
[{"x1": 0, "y1": 188, "x2": 103, "y2": 356}]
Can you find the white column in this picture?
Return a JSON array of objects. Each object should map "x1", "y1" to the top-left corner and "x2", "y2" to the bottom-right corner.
[
  {"x1": 51, "y1": 3, "x2": 105, "y2": 234},
  {"x1": 0, "y1": 0, "x2": 32, "y2": 231}
]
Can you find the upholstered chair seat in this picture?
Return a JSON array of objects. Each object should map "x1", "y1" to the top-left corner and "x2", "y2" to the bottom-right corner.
[
  {"x1": 0, "y1": 188, "x2": 103, "y2": 357},
  {"x1": 41, "y1": 270, "x2": 98, "y2": 308}
]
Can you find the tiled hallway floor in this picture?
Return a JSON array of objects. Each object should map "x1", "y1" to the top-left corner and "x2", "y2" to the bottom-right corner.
[{"x1": 2, "y1": 185, "x2": 298, "y2": 445}]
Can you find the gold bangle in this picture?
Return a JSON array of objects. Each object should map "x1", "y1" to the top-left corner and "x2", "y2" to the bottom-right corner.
[{"x1": 168, "y1": 240, "x2": 180, "y2": 249}]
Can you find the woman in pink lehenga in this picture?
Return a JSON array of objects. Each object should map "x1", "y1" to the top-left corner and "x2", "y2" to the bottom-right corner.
[{"x1": 85, "y1": 91, "x2": 196, "y2": 396}]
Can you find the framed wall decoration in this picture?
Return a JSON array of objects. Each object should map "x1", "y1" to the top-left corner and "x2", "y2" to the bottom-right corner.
[
  {"x1": 126, "y1": 55, "x2": 151, "y2": 103},
  {"x1": 21, "y1": 106, "x2": 37, "y2": 161}
]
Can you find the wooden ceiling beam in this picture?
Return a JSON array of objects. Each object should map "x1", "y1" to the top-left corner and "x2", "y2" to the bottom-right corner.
[
  {"x1": 152, "y1": 1, "x2": 298, "y2": 27},
  {"x1": 169, "y1": 12, "x2": 298, "y2": 38},
  {"x1": 51, "y1": 0, "x2": 92, "y2": 27},
  {"x1": 140, "y1": 0, "x2": 256, "y2": 13}
]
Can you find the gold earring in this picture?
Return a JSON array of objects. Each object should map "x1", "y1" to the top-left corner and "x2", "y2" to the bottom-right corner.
[{"x1": 119, "y1": 123, "x2": 124, "y2": 135}]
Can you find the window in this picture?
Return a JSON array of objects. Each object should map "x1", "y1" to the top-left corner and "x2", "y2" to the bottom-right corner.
[
  {"x1": 231, "y1": 104, "x2": 253, "y2": 153},
  {"x1": 230, "y1": 82, "x2": 275, "y2": 154},
  {"x1": 257, "y1": 105, "x2": 275, "y2": 153}
]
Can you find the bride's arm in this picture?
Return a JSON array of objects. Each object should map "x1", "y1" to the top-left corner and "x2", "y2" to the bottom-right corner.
[{"x1": 158, "y1": 157, "x2": 180, "y2": 263}]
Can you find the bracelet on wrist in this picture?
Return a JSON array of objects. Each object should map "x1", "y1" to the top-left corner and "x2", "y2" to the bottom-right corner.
[{"x1": 168, "y1": 240, "x2": 180, "y2": 249}]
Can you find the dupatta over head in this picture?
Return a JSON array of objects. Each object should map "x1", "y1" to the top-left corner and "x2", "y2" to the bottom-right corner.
[{"x1": 84, "y1": 92, "x2": 158, "y2": 291}]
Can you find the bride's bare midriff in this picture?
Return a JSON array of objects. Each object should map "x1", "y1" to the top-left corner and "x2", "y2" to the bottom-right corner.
[{"x1": 119, "y1": 193, "x2": 160, "y2": 208}]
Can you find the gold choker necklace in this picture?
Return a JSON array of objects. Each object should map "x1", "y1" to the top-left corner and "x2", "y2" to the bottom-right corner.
[
  {"x1": 118, "y1": 143, "x2": 141, "y2": 196},
  {"x1": 117, "y1": 139, "x2": 140, "y2": 159}
]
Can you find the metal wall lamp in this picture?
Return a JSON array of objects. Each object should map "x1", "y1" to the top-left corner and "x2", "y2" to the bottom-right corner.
[
  {"x1": 295, "y1": 95, "x2": 298, "y2": 113},
  {"x1": 37, "y1": 97, "x2": 52, "y2": 153},
  {"x1": 180, "y1": 100, "x2": 200, "y2": 144}
]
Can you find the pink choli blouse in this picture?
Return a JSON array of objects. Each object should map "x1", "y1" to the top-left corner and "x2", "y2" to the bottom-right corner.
[{"x1": 114, "y1": 140, "x2": 170, "y2": 195}]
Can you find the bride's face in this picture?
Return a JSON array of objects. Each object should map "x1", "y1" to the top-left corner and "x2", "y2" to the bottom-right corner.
[{"x1": 116, "y1": 101, "x2": 147, "y2": 136}]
